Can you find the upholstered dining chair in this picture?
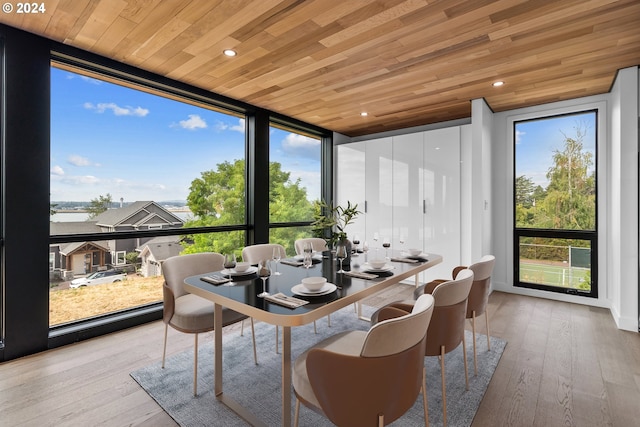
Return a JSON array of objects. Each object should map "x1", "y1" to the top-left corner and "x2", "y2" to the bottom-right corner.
[
  {"x1": 294, "y1": 237, "x2": 328, "y2": 255},
  {"x1": 374, "y1": 268, "x2": 474, "y2": 426},
  {"x1": 417, "y1": 255, "x2": 496, "y2": 375},
  {"x1": 293, "y1": 294, "x2": 435, "y2": 427},
  {"x1": 161, "y1": 252, "x2": 258, "y2": 396}
]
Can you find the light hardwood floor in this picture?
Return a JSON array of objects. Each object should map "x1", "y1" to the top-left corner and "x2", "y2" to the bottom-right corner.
[{"x1": 1, "y1": 287, "x2": 639, "y2": 426}]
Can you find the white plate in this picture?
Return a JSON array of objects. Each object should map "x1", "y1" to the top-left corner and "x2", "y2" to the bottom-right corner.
[
  {"x1": 221, "y1": 266, "x2": 258, "y2": 276},
  {"x1": 291, "y1": 283, "x2": 337, "y2": 296},
  {"x1": 363, "y1": 264, "x2": 394, "y2": 273}
]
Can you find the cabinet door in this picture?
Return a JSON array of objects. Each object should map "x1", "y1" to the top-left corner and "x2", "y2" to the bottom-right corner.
[
  {"x1": 422, "y1": 127, "x2": 461, "y2": 280},
  {"x1": 365, "y1": 137, "x2": 393, "y2": 255},
  {"x1": 336, "y1": 142, "x2": 366, "y2": 241},
  {"x1": 392, "y1": 132, "x2": 424, "y2": 252}
]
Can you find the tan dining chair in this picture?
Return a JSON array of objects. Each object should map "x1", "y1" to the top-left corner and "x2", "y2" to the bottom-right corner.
[
  {"x1": 294, "y1": 237, "x2": 328, "y2": 255},
  {"x1": 418, "y1": 255, "x2": 495, "y2": 375},
  {"x1": 293, "y1": 294, "x2": 435, "y2": 427},
  {"x1": 373, "y1": 268, "x2": 474, "y2": 426},
  {"x1": 161, "y1": 252, "x2": 257, "y2": 396}
]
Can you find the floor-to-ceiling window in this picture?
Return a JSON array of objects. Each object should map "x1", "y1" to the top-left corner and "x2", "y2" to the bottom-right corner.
[
  {"x1": 514, "y1": 110, "x2": 598, "y2": 297},
  {"x1": 49, "y1": 63, "x2": 250, "y2": 327},
  {"x1": 268, "y1": 122, "x2": 321, "y2": 255}
]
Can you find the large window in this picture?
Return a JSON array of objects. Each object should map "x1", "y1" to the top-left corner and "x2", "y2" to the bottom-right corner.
[
  {"x1": 268, "y1": 123, "x2": 321, "y2": 255},
  {"x1": 514, "y1": 111, "x2": 597, "y2": 297},
  {"x1": 50, "y1": 64, "x2": 248, "y2": 326}
]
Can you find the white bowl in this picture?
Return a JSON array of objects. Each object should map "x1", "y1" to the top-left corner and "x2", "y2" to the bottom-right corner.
[
  {"x1": 301, "y1": 276, "x2": 327, "y2": 292},
  {"x1": 408, "y1": 248, "x2": 422, "y2": 256},
  {"x1": 234, "y1": 262, "x2": 251, "y2": 272},
  {"x1": 369, "y1": 259, "x2": 387, "y2": 269}
]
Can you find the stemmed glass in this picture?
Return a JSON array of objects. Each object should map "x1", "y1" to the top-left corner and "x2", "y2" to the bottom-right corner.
[
  {"x1": 382, "y1": 237, "x2": 391, "y2": 259},
  {"x1": 336, "y1": 243, "x2": 348, "y2": 274},
  {"x1": 399, "y1": 235, "x2": 406, "y2": 253},
  {"x1": 352, "y1": 234, "x2": 360, "y2": 257},
  {"x1": 302, "y1": 242, "x2": 313, "y2": 269},
  {"x1": 362, "y1": 241, "x2": 369, "y2": 262},
  {"x1": 373, "y1": 232, "x2": 380, "y2": 257},
  {"x1": 272, "y1": 247, "x2": 281, "y2": 275},
  {"x1": 257, "y1": 260, "x2": 271, "y2": 297},
  {"x1": 224, "y1": 253, "x2": 236, "y2": 276}
]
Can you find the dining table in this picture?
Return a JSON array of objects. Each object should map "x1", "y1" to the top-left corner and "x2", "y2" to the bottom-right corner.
[{"x1": 183, "y1": 250, "x2": 442, "y2": 427}]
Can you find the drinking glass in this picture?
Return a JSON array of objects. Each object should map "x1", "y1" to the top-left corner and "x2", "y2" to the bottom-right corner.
[
  {"x1": 336, "y1": 243, "x2": 348, "y2": 274},
  {"x1": 362, "y1": 240, "x2": 369, "y2": 262},
  {"x1": 272, "y1": 247, "x2": 281, "y2": 275},
  {"x1": 352, "y1": 234, "x2": 360, "y2": 256},
  {"x1": 223, "y1": 253, "x2": 236, "y2": 275},
  {"x1": 373, "y1": 232, "x2": 380, "y2": 257},
  {"x1": 257, "y1": 260, "x2": 271, "y2": 297},
  {"x1": 382, "y1": 237, "x2": 391, "y2": 259},
  {"x1": 399, "y1": 235, "x2": 406, "y2": 252},
  {"x1": 303, "y1": 252, "x2": 313, "y2": 269}
]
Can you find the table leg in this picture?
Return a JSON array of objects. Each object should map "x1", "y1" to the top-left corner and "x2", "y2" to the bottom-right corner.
[
  {"x1": 281, "y1": 326, "x2": 292, "y2": 427},
  {"x1": 214, "y1": 303, "x2": 223, "y2": 396}
]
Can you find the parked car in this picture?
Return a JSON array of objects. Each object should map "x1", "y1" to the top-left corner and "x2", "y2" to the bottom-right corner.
[{"x1": 69, "y1": 269, "x2": 127, "y2": 288}]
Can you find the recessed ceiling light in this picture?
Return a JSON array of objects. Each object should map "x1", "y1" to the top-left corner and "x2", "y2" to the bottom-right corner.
[
  {"x1": 492, "y1": 81, "x2": 504, "y2": 87},
  {"x1": 223, "y1": 49, "x2": 237, "y2": 57},
  {"x1": 360, "y1": 112, "x2": 368, "y2": 116}
]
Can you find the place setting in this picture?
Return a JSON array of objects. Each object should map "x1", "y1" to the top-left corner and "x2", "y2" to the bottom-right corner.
[
  {"x1": 291, "y1": 276, "x2": 338, "y2": 297},
  {"x1": 358, "y1": 258, "x2": 395, "y2": 277}
]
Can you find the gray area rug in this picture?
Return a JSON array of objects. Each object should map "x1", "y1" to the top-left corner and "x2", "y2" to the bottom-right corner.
[{"x1": 131, "y1": 305, "x2": 506, "y2": 426}]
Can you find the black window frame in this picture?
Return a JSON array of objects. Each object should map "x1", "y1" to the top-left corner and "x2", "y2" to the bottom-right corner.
[{"x1": 513, "y1": 109, "x2": 598, "y2": 298}]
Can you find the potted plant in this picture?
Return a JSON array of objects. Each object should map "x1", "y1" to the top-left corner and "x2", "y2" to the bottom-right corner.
[{"x1": 311, "y1": 200, "x2": 361, "y2": 250}]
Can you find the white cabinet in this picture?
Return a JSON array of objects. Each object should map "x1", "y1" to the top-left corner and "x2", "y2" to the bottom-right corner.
[{"x1": 337, "y1": 126, "x2": 465, "y2": 283}]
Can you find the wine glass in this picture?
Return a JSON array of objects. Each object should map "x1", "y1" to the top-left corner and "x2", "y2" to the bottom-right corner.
[
  {"x1": 373, "y1": 232, "x2": 380, "y2": 257},
  {"x1": 303, "y1": 252, "x2": 313, "y2": 269},
  {"x1": 362, "y1": 240, "x2": 369, "y2": 262},
  {"x1": 352, "y1": 234, "x2": 360, "y2": 257},
  {"x1": 257, "y1": 260, "x2": 271, "y2": 297},
  {"x1": 399, "y1": 234, "x2": 406, "y2": 253},
  {"x1": 223, "y1": 253, "x2": 236, "y2": 276},
  {"x1": 272, "y1": 247, "x2": 281, "y2": 275},
  {"x1": 382, "y1": 237, "x2": 391, "y2": 259},
  {"x1": 336, "y1": 243, "x2": 348, "y2": 274}
]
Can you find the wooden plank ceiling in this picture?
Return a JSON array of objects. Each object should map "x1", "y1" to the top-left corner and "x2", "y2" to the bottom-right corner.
[{"x1": 1, "y1": 0, "x2": 639, "y2": 137}]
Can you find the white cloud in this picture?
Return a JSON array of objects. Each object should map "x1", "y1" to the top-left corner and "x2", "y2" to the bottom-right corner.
[
  {"x1": 283, "y1": 133, "x2": 319, "y2": 149},
  {"x1": 214, "y1": 118, "x2": 245, "y2": 133},
  {"x1": 179, "y1": 114, "x2": 207, "y2": 130},
  {"x1": 51, "y1": 165, "x2": 65, "y2": 175},
  {"x1": 515, "y1": 130, "x2": 525, "y2": 144},
  {"x1": 67, "y1": 155, "x2": 92, "y2": 167},
  {"x1": 84, "y1": 102, "x2": 149, "y2": 117}
]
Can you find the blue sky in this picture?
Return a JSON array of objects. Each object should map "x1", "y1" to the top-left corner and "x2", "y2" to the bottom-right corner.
[
  {"x1": 50, "y1": 67, "x2": 321, "y2": 203},
  {"x1": 515, "y1": 111, "x2": 596, "y2": 188}
]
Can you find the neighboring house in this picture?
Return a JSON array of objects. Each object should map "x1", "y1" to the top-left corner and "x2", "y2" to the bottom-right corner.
[
  {"x1": 136, "y1": 235, "x2": 183, "y2": 277},
  {"x1": 50, "y1": 201, "x2": 184, "y2": 279}
]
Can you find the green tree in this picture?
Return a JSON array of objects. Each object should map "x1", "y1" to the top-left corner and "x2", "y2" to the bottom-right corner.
[
  {"x1": 87, "y1": 193, "x2": 113, "y2": 219},
  {"x1": 541, "y1": 124, "x2": 595, "y2": 230},
  {"x1": 182, "y1": 159, "x2": 315, "y2": 255},
  {"x1": 515, "y1": 175, "x2": 536, "y2": 208}
]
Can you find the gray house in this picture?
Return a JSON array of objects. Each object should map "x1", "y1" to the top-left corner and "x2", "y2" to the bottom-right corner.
[
  {"x1": 136, "y1": 235, "x2": 184, "y2": 277},
  {"x1": 50, "y1": 201, "x2": 184, "y2": 278}
]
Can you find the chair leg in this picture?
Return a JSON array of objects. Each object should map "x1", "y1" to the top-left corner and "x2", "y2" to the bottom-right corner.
[
  {"x1": 472, "y1": 311, "x2": 478, "y2": 376},
  {"x1": 240, "y1": 318, "x2": 245, "y2": 336},
  {"x1": 422, "y1": 367, "x2": 430, "y2": 426},
  {"x1": 313, "y1": 321, "x2": 317, "y2": 334},
  {"x1": 327, "y1": 313, "x2": 331, "y2": 327},
  {"x1": 378, "y1": 414, "x2": 384, "y2": 427},
  {"x1": 294, "y1": 398, "x2": 300, "y2": 427},
  {"x1": 276, "y1": 326, "x2": 279, "y2": 354},
  {"x1": 161, "y1": 323, "x2": 168, "y2": 369},
  {"x1": 440, "y1": 345, "x2": 447, "y2": 427},
  {"x1": 485, "y1": 308, "x2": 491, "y2": 351},
  {"x1": 193, "y1": 333, "x2": 199, "y2": 396},
  {"x1": 462, "y1": 333, "x2": 469, "y2": 391},
  {"x1": 250, "y1": 318, "x2": 258, "y2": 365}
]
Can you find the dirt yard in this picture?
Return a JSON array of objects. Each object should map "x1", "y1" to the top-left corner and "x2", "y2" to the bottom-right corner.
[{"x1": 49, "y1": 275, "x2": 164, "y2": 326}]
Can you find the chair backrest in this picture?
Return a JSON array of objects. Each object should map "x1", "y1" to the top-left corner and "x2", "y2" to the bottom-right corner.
[
  {"x1": 466, "y1": 255, "x2": 496, "y2": 318},
  {"x1": 306, "y1": 294, "x2": 435, "y2": 425},
  {"x1": 294, "y1": 238, "x2": 328, "y2": 255},
  {"x1": 241, "y1": 243, "x2": 286, "y2": 264},
  {"x1": 162, "y1": 252, "x2": 225, "y2": 300},
  {"x1": 426, "y1": 268, "x2": 474, "y2": 356}
]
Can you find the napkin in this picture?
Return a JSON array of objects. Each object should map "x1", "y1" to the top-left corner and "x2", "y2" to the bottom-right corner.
[
  {"x1": 200, "y1": 275, "x2": 232, "y2": 285},
  {"x1": 281, "y1": 259, "x2": 304, "y2": 267},
  {"x1": 390, "y1": 257, "x2": 419, "y2": 263},
  {"x1": 344, "y1": 271, "x2": 378, "y2": 280},
  {"x1": 264, "y1": 293, "x2": 309, "y2": 308}
]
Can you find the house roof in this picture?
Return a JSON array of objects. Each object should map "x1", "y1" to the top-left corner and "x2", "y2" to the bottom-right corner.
[
  {"x1": 137, "y1": 236, "x2": 183, "y2": 262},
  {"x1": 50, "y1": 221, "x2": 101, "y2": 235},
  {"x1": 93, "y1": 201, "x2": 184, "y2": 228},
  {"x1": 1, "y1": 1, "x2": 638, "y2": 136},
  {"x1": 59, "y1": 241, "x2": 110, "y2": 256}
]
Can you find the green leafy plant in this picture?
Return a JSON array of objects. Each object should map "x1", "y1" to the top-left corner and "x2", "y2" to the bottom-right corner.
[{"x1": 311, "y1": 200, "x2": 361, "y2": 249}]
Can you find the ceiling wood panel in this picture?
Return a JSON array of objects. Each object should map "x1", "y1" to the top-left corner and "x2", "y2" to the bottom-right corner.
[{"x1": 1, "y1": 0, "x2": 638, "y2": 136}]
